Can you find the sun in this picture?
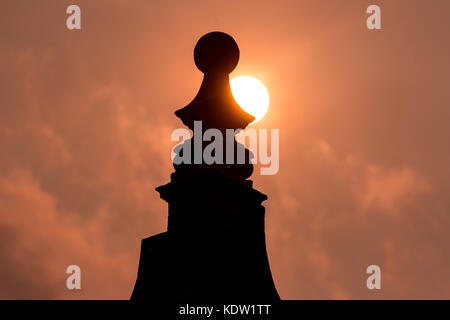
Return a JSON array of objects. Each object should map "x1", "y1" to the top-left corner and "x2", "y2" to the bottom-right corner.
[{"x1": 230, "y1": 76, "x2": 270, "y2": 125}]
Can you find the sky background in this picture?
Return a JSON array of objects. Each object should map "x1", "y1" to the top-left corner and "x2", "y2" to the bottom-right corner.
[{"x1": 1, "y1": 0, "x2": 450, "y2": 299}]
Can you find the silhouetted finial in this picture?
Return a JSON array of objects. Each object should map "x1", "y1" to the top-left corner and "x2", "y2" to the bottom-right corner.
[
  {"x1": 194, "y1": 32, "x2": 240, "y2": 74},
  {"x1": 132, "y1": 31, "x2": 279, "y2": 302},
  {"x1": 175, "y1": 31, "x2": 255, "y2": 131}
]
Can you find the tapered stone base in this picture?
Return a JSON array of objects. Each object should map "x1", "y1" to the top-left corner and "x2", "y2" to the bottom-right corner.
[{"x1": 131, "y1": 170, "x2": 279, "y2": 301}]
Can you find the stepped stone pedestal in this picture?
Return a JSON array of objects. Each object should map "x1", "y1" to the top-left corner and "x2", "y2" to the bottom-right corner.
[{"x1": 131, "y1": 32, "x2": 279, "y2": 301}]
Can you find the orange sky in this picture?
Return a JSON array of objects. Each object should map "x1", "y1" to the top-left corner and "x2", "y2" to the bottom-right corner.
[{"x1": 1, "y1": 0, "x2": 450, "y2": 299}]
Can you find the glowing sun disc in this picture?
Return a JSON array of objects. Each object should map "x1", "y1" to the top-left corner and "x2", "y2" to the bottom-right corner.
[{"x1": 230, "y1": 76, "x2": 269, "y2": 125}]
